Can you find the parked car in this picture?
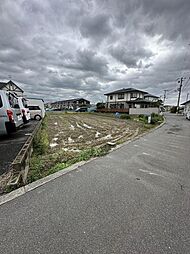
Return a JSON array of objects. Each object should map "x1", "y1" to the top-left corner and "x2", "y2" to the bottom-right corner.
[
  {"x1": 27, "y1": 98, "x2": 45, "y2": 118},
  {"x1": 75, "y1": 107, "x2": 88, "y2": 112},
  {"x1": 28, "y1": 105, "x2": 43, "y2": 120},
  {"x1": 18, "y1": 97, "x2": 30, "y2": 124},
  {"x1": 0, "y1": 91, "x2": 23, "y2": 135},
  {"x1": 88, "y1": 106, "x2": 97, "y2": 112},
  {"x1": 186, "y1": 111, "x2": 190, "y2": 120}
]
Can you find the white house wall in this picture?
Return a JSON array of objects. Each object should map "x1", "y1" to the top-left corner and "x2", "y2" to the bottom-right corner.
[
  {"x1": 184, "y1": 102, "x2": 190, "y2": 114},
  {"x1": 107, "y1": 92, "x2": 144, "y2": 103},
  {"x1": 129, "y1": 107, "x2": 159, "y2": 115},
  {"x1": 145, "y1": 96, "x2": 158, "y2": 102},
  {"x1": 1, "y1": 85, "x2": 23, "y2": 97}
]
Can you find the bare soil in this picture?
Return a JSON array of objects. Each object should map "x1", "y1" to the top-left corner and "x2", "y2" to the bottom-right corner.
[
  {"x1": 25, "y1": 112, "x2": 155, "y2": 184},
  {"x1": 46, "y1": 112, "x2": 143, "y2": 153}
]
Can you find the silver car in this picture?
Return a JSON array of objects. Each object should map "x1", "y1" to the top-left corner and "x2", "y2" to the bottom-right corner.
[
  {"x1": 28, "y1": 105, "x2": 42, "y2": 120},
  {"x1": 0, "y1": 91, "x2": 23, "y2": 135},
  {"x1": 186, "y1": 111, "x2": 190, "y2": 120},
  {"x1": 18, "y1": 97, "x2": 31, "y2": 124}
]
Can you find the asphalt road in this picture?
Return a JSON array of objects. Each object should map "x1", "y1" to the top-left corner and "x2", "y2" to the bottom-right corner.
[
  {"x1": 0, "y1": 121, "x2": 38, "y2": 175},
  {"x1": 0, "y1": 114, "x2": 190, "y2": 254}
]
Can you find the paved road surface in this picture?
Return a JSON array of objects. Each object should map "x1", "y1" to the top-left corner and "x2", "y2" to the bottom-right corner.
[
  {"x1": 0, "y1": 114, "x2": 190, "y2": 253},
  {"x1": 0, "y1": 121, "x2": 38, "y2": 175}
]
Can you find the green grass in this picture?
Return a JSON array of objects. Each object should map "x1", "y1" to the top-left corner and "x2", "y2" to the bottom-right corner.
[
  {"x1": 28, "y1": 146, "x2": 109, "y2": 183},
  {"x1": 33, "y1": 117, "x2": 49, "y2": 155}
]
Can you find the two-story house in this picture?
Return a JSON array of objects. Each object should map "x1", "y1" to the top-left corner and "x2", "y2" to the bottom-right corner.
[{"x1": 104, "y1": 88, "x2": 159, "y2": 113}]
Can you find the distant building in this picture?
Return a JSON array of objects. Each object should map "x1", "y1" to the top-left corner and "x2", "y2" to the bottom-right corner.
[
  {"x1": 164, "y1": 105, "x2": 173, "y2": 112},
  {"x1": 0, "y1": 80, "x2": 24, "y2": 97},
  {"x1": 50, "y1": 98, "x2": 90, "y2": 110},
  {"x1": 181, "y1": 100, "x2": 190, "y2": 115}
]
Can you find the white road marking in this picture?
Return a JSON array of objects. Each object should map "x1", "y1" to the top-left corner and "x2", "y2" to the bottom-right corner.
[
  {"x1": 142, "y1": 152, "x2": 150, "y2": 156},
  {"x1": 139, "y1": 168, "x2": 163, "y2": 177}
]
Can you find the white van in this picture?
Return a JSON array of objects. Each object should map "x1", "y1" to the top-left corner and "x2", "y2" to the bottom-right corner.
[
  {"x1": 28, "y1": 105, "x2": 42, "y2": 120},
  {"x1": 0, "y1": 91, "x2": 23, "y2": 135},
  {"x1": 18, "y1": 97, "x2": 30, "y2": 124},
  {"x1": 27, "y1": 98, "x2": 45, "y2": 120},
  {"x1": 186, "y1": 111, "x2": 190, "y2": 120}
]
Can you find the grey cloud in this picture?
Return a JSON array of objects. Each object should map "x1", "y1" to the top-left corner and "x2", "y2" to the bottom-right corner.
[
  {"x1": 80, "y1": 14, "x2": 112, "y2": 42},
  {"x1": 110, "y1": 45, "x2": 153, "y2": 68},
  {"x1": 62, "y1": 49, "x2": 108, "y2": 75},
  {"x1": 0, "y1": 0, "x2": 190, "y2": 104}
]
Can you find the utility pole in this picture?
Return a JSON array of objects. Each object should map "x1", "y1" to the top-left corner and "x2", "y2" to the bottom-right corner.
[
  {"x1": 176, "y1": 77, "x2": 185, "y2": 113},
  {"x1": 163, "y1": 90, "x2": 168, "y2": 105}
]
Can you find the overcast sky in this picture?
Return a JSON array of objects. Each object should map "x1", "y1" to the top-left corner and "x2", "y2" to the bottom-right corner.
[{"x1": 0, "y1": 0, "x2": 190, "y2": 104}]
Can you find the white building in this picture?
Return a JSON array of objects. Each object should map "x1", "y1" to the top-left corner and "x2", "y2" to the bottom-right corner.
[
  {"x1": 181, "y1": 100, "x2": 190, "y2": 115},
  {"x1": 0, "y1": 80, "x2": 24, "y2": 97},
  {"x1": 105, "y1": 88, "x2": 159, "y2": 111},
  {"x1": 50, "y1": 98, "x2": 90, "y2": 110}
]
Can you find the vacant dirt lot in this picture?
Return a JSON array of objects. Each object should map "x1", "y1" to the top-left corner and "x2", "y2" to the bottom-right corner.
[
  {"x1": 46, "y1": 112, "x2": 143, "y2": 153},
  {"x1": 26, "y1": 112, "x2": 157, "y2": 183}
]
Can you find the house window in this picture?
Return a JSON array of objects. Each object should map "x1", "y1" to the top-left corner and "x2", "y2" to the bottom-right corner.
[
  {"x1": 110, "y1": 104, "x2": 116, "y2": 109},
  {"x1": 118, "y1": 93, "x2": 124, "y2": 99},
  {"x1": 110, "y1": 95, "x2": 113, "y2": 100},
  {"x1": 131, "y1": 93, "x2": 137, "y2": 98}
]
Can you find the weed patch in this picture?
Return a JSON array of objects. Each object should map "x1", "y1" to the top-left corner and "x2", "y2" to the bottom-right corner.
[{"x1": 33, "y1": 118, "x2": 49, "y2": 155}]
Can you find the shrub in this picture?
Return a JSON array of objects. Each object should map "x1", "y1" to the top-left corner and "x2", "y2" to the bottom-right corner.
[
  {"x1": 150, "y1": 113, "x2": 164, "y2": 124},
  {"x1": 120, "y1": 114, "x2": 131, "y2": 120},
  {"x1": 138, "y1": 114, "x2": 148, "y2": 124}
]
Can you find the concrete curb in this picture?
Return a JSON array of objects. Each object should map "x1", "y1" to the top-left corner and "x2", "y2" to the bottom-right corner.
[{"x1": 0, "y1": 119, "x2": 166, "y2": 207}]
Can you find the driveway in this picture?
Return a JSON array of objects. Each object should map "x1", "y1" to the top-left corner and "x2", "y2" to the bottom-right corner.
[
  {"x1": 0, "y1": 121, "x2": 39, "y2": 175},
  {"x1": 0, "y1": 114, "x2": 190, "y2": 253}
]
